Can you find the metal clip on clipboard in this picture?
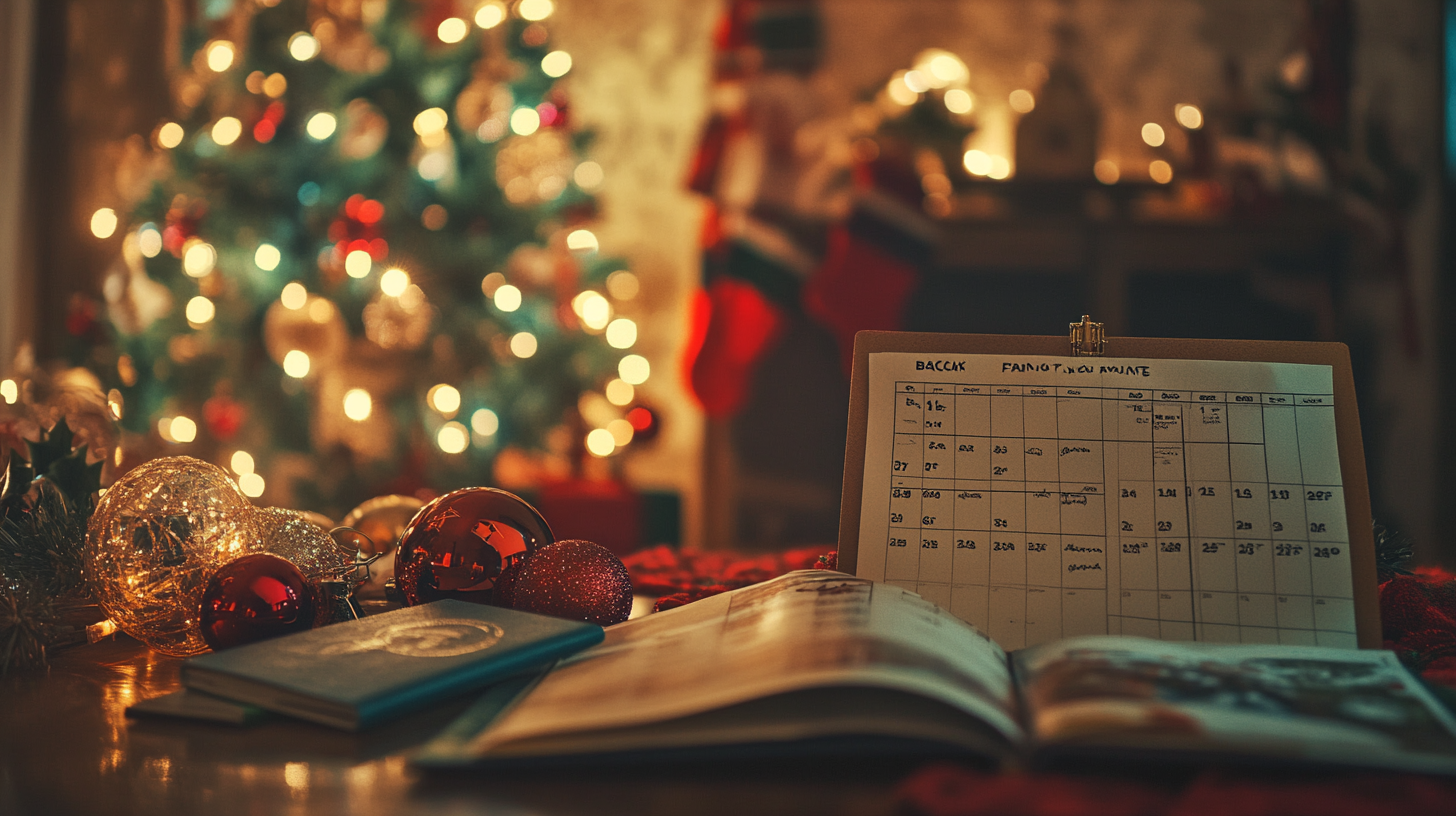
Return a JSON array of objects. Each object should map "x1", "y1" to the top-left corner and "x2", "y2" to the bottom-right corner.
[{"x1": 1069, "y1": 315, "x2": 1105, "y2": 357}]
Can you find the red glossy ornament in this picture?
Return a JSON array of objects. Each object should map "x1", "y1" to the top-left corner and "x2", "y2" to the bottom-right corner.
[
  {"x1": 508, "y1": 539, "x2": 633, "y2": 626},
  {"x1": 200, "y1": 554, "x2": 316, "y2": 651},
  {"x1": 392, "y1": 487, "x2": 553, "y2": 606}
]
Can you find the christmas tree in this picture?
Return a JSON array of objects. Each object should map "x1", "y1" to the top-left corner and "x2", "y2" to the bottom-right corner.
[{"x1": 89, "y1": 0, "x2": 650, "y2": 517}]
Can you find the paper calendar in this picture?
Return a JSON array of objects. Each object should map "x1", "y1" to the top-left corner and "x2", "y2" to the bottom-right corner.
[{"x1": 838, "y1": 331, "x2": 1380, "y2": 650}]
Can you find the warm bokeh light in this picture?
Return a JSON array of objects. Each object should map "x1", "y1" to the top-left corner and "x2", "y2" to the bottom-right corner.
[
  {"x1": 212, "y1": 117, "x2": 243, "y2": 146},
  {"x1": 1175, "y1": 103, "x2": 1203, "y2": 130},
  {"x1": 480, "y1": 272, "x2": 506, "y2": 296},
  {"x1": 283, "y1": 349, "x2": 311, "y2": 378},
  {"x1": 206, "y1": 40, "x2": 236, "y2": 72},
  {"x1": 343, "y1": 388, "x2": 372, "y2": 421},
  {"x1": 306, "y1": 112, "x2": 337, "y2": 140},
  {"x1": 107, "y1": 389, "x2": 124, "y2": 419},
  {"x1": 573, "y1": 161, "x2": 604, "y2": 190},
  {"x1": 493, "y1": 283, "x2": 522, "y2": 311},
  {"x1": 1149, "y1": 159, "x2": 1174, "y2": 184},
  {"x1": 510, "y1": 331, "x2": 538, "y2": 358},
  {"x1": 510, "y1": 107, "x2": 541, "y2": 136},
  {"x1": 437, "y1": 422, "x2": 469, "y2": 453},
  {"x1": 471, "y1": 408, "x2": 499, "y2": 436},
  {"x1": 0, "y1": 379, "x2": 17, "y2": 405},
  {"x1": 183, "y1": 241, "x2": 217, "y2": 277},
  {"x1": 308, "y1": 298, "x2": 334, "y2": 323},
  {"x1": 924, "y1": 52, "x2": 968, "y2": 85},
  {"x1": 380, "y1": 268, "x2": 410, "y2": 297},
  {"x1": 422, "y1": 204, "x2": 448, "y2": 230},
  {"x1": 428, "y1": 384, "x2": 461, "y2": 414},
  {"x1": 255, "y1": 243, "x2": 281, "y2": 270},
  {"x1": 1009, "y1": 89, "x2": 1035, "y2": 113},
  {"x1": 902, "y1": 70, "x2": 931, "y2": 94},
  {"x1": 289, "y1": 32, "x2": 320, "y2": 61},
  {"x1": 886, "y1": 74, "x2": 918, "y2": 106},
  {"x1": 280, "y1": 281, "x2": 308, "y2": 310},
  {"x1": 566, "y1": 229, "x2": 599, "y2": 253},
  {"x1": 185, "y1": 296, "x2": 215, "y2": 325},
  {"x1": 169, "y1": 416, "x2": 198, "y2": 444},
  {"x1": 618, "y1": 354, "x2": 650, "y2": 385},
  {"x1": 158, "y1": 122, "x2": 184, "y2": 149},
  {"x1": 605, "y1": 318, "x2": 637, "y2": 349},
  {"x1": 262, "y1": 72, "x2": 288, "y2": 98},
  {"x1": 987, "y1": 156, "x2": 1011, "y2": 180},
  {"x1": 519, "y1": 0, "x2": 554, "y2": 21},
  {"x1": 344, "y1": 249, "x2": 372, "y2": 278},
  {"x1": 239, "y1": 472, "x2": 265, "y2": 497},
  {"x1": 230, "y1": 450, "x2": 255, "y2": 476},
  {"x1": 944, "y1": 89, "x2": 974, "y2": 115},
  {"x1": 90, "y1": 208, "x2": 118, "y2": 239},
  {"x1": 437, "y1": 17, "x2": 468, "y2": 43},
  {"x1": 541, "y1": 51, "x2": 572, "y2": 77},
  {"x1": 605, "y1": 378, "x2": 634, "y2": 406},
  {"x1": 575, "y1": 291, "x2": 611, "y2": 330},
  {"x1": 475, "y1": 1, "x2": 506, "y2": 28},
  {"x1": 606, "y1": 270, "x2": 638, "y2": 300},
  {"x1": 963, "y1": 149, "x2": 991, "y2": 176},
  {"x1": 413, "y1": 107, "x2": 448, "y2": 137},
  {"x1": 138, "y1": 224, "x2": 163, "y2": 257},
  {"x1": 607, "y1": 418, "x2": 634, "y2": 446},
  {"x1": 1142, "y1": 122, "x2": 1166, "y2": 147},
  {"x1": 1094, "y1": 160, "x2": 1120, "y2": 185},
  {"x1": 586, "y1": 428, "x2": 616, "y2": 457}
]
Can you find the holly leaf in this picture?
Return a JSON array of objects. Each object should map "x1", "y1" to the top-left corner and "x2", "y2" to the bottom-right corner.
[
  {"x1": 26, "y1": 417, "x2": 76, "y2": 478},
  {"x1": 42, "y1": 445, "x2": 102, "y2": 510}
]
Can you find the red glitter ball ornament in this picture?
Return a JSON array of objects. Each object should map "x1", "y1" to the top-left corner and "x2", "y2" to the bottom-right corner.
[
  {"x1": 392, "y1": 487, "x2": 553, "y2": 606},
  {"x1": 200, "y1": 553, "x2": 316, "y2": 651},
  {"x1": 509, "y1": 539, "x2": 633, "y2": 626}
]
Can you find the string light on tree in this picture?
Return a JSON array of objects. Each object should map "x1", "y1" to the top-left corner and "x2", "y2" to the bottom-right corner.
[
  {"x1": 185, "y1": 296, "x2": 216, "y2": 326},
  {"x1": 618, "y1": 354, "x2": 650, "y2": 385},
  {"x1": 574, "y1": 161, "x2": 604, "y2": 190},
  {"x1": 510, "y1": 332, "x2": 538, "y2": 358},
  {"x1": 283, "y1": 350, "x2": 311, "y2": 378},
  {"x1": 1149, "y1": 160, "x2": 1174, "y2": 184},
  {"x1": 605, "y1": 270, "x2": 638, "y2": 300},
  {"x1": 138, "y1": 224, "x2": 163, "y2": 256},
  {"x1": 963, "y1": 149, "x2": 991, "y2": 176},
  {"x1": 1, "y1": 379, "x2": 18, "y2": 404},
  {"x1": 1008, "y1": 89, "x2": 1035, "y2": 113},
  {"x1": 239, "y1": 472, "x2": 265, "y2": 497},
  {"x1": 585, "y1": 428, "x2": 615, "y2": 457},
  {"x1": 1142, "y1": 123, "x2": 1166, "y2": 147},
  {"x1": 344, "y1": 249, "x2": 372, "y2": 278},
  {"x1": 212, "y1": 117, "x2": 243, "y2": 146},
  {"x1": 605, "y1": 318, "x2": 636, "y2": 349},
  {"x1": 475, "y1": 1, "x2": 506, "y2": 28},
  {"x1": 541, "y1": 51, "x2": 572, "y2": 77},
  {"x1": 158, "y1": 122, "x2": 185, "y2": 149},
  {"x1": 280, "y1": 281, "x2": 308, "y2": 310},
  {"x1": 90, "y1": 208, "x2": 118, "y2": 239},
  {"x1": 518, "y1": 0, "x2": 554, "y2": 21},
  {"x1": 288, "y1": 32, "x2": 319, "y2": 61},
  {"x1": 343, "y1": 389, "x2": 372, "y2": 421},
  {"x1": 161, "y1": 415, "x2": 199, "y2": 443},
  {"x1": 566, "y1": 229, "x2": 599, "y2": 254},
  {"x1": 428, "y1": 384, "x2": 461, "y2": 416},
  {"x1": 255, "y1": 243, "x2": 281, "y2": 270},
  {"x1": 205, "y1": 40, "x2": 236, "y2": 72},
  {"x1": 493, "y1": 284, "x2": 522, "y2": 311},
  {"x1": 306, "y1": 112, "x2": 337, "y2": 140},
  {"x1": 510, "y1": 107, "x2": 541, "y2": 136},
  {"x1": 230, "y1": 450, "x2": 255, "y2": 475},
  {"x1": 607, "y1": 418, "x2": 634, "y2": 446},
  {"x1": 183, "y1": 241, "x2": 217, "y2": 277},
  {"x1": 438, "y1": 17, "x2": 468, "y2": 43},
  {"x1": 437, "y1": 421, "x2": 469, "y2": 453},
  {"x1": 1094, "y1": 160, "x2": 1120, "y2": 185},
  {"x1": 380, "y1": 268, "x2": 410, "y2": 297},
  {"x1": 944, "y1": 89, "x2": 974, "y2": 115},
  {"x1": 605, "y1": 378, "x2": 634, "y2": 406},
  {"x1": 471, "y1": 408, "x2": 499, "y2": 436},
  {"x1": 1175, "y1": 104, "x2": 1203, "y2": 130}
]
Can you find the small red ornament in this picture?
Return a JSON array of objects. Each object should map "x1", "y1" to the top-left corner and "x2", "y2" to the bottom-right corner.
[
  {"x1": 508, "y1": 539, "x2": 633, "y2": 626},
  {"x1": 392, "y1": 487, "x2": 553, "y2": 606},
  {"x1": 625, "y1": 405, "x2": 660, "y2": 443},
  {"x1": 200, "y1": 553, "x2": 316, "y2": 651},
  {"x1": 203, "y1": 393, "x2": 246, "y2": 440}
]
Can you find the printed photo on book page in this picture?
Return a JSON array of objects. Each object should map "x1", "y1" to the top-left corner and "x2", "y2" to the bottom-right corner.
[{"x1": 856, "y1": 353, "x2": 1354, "y2": 650}]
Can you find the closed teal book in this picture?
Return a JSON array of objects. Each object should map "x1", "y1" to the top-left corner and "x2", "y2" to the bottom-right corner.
[{"x1": 181, "y1": 600, "x2": 603, "y2": 731}]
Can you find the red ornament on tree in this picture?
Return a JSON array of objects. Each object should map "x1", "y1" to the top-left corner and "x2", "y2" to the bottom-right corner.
[
  {"x1": 507, "y1": 539, "x2": 633, "y2": 626},
  {"x1": 200, "y1": 553, "x2": 316, "y2": 651},
  {"x1": 391, "y1": 487, "x2": 554, "y2": 606}
]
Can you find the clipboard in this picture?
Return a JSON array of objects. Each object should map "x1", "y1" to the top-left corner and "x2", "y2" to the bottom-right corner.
[{"x1": 836, "y1": 322, "x2": 1380, "y2": 649}]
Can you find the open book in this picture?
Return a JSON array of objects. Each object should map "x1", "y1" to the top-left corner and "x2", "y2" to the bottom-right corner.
[{"x1": 415, "y1": 571, "x2": 1456, "y2": 773}]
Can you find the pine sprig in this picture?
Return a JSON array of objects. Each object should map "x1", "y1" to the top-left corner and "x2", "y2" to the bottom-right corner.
[
  {"x1": 0, "y1": 483, "x2": 89, "y2": 597},
  {"x1": 0, "y1": 576, "x2": 58, "y2": 677},
  {"x1": 1374, "y1": 521, "x2": 1416, "y2": 583}
]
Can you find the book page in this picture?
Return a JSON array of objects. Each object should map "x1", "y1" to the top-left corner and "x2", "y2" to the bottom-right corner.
[
  {"x1": 1014, "y1": 637, "x2": 1456, "y2": 772},
  {"x1": 856, "y1": 353, "x2": 1355, "y2": 650},
  {"x1": 467, "y1": 570, "x2": 1022, "y2": 753}
]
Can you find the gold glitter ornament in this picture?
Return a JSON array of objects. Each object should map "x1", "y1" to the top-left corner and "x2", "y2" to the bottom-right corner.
[
  {"x1": 86, "y1": 456, "x2": 258, "y2": 656},
  {"x1": 340, "y1": 494, "x2": 424, "y2": 599},
  {"x1": 253, "y1": 507, "x2": 353, "y2": 581}
]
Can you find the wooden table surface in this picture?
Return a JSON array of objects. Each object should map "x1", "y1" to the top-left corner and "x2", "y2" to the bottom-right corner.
[{"x1": 0, "y1": 637, "x2": 907, "y2": 816}]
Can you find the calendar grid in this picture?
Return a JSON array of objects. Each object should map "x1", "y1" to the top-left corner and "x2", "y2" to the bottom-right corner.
[{"x1": 880, "y1": 380, "x2": 1354, "y2": 650}]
